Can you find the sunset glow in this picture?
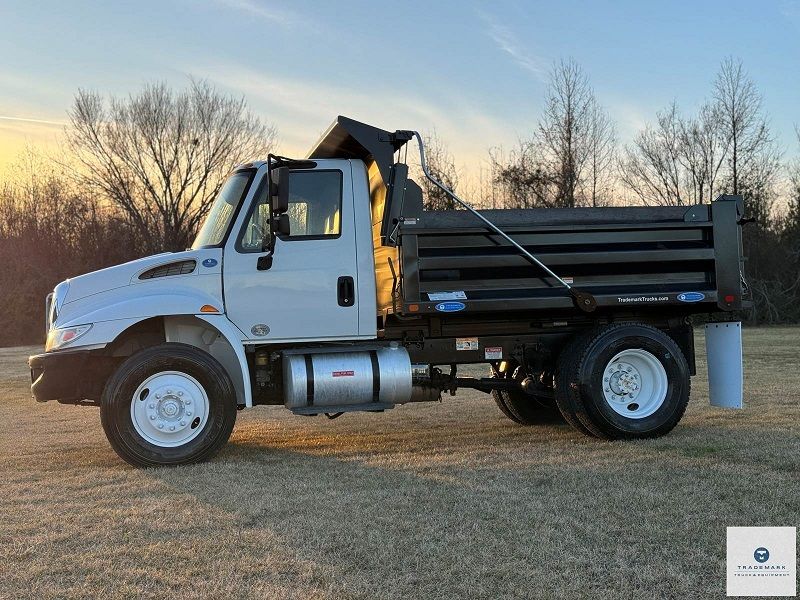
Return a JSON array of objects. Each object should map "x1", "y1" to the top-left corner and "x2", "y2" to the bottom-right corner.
[{"x1": 1, "y1": 1, "x2": 798, "y2": 179}]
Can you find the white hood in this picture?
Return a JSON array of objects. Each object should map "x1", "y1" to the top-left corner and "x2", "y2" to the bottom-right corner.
[{"x1": 64, "y1": 251, "x2": 198, "y2": 304}]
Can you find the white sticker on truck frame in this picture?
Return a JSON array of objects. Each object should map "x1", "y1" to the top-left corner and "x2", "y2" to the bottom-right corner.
[
  {"x1": 456, "y1": 337, "x2": 479, "y2": 351},
  {"x1": 428, "y1": 291, "x2": 467, "y2": 301},
  {"x1": 484, "y1": 346, "x2": 503, "y2": 360}
]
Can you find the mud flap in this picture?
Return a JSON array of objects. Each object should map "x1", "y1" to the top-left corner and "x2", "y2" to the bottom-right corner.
[{"x1": 704, "y1": 322, "x2": 743, "y2": 408}]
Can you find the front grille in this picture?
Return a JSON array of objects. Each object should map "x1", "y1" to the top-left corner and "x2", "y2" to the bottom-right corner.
[{"x1": 138, "y1": 260, "x2": 197, "y2": 280}]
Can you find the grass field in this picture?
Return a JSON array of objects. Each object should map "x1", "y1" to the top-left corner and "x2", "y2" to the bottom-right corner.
[{"x1": 1, "y1": 327, "x2": 798, "y2": 599}]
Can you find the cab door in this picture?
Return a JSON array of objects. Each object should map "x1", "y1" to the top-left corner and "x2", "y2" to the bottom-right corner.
[{"x1": 223, "y1": 161, "x2": 361, "y2": 342}]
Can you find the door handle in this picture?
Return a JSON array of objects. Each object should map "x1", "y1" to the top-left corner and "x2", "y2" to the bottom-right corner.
[{"x1": 337, "y1": 276, "x2": 355, "y2": 307}]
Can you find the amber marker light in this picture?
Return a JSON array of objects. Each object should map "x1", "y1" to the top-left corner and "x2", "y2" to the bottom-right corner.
[
  {"x1": 408, "y1": 304, "x2": 419, "y2": 312},
  {"x1": 200, "y1": 305, "x2": 220, "y2": 313}
]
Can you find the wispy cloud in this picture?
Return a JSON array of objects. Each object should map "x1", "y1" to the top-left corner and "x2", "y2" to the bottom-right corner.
[
  {"x1": 0, "y1": 115, "x2": 64, "y2": 127},
  {"x1": 210, "y1": 0, "x2": 301, "y2": 28},
  {"x1": 181, "y1": 61, "x2": 520, "y2": 168},
  {"x1": 477, "y1": 11, "x2": 549, "y2": 82}
]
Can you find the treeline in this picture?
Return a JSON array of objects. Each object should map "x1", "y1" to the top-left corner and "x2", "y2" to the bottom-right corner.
[
  {"x1": 0, "y1": 161, "x2": 141, "y2": 346},
  {"x1": 422, "y1": 57, "x2": 800, "y2": 325},
  {"x1": 0, "y1": 80, "x2": 275, "y2": 347},
  {"x1": 2, "y1": 62, "x2": 799, "y2": 347}
]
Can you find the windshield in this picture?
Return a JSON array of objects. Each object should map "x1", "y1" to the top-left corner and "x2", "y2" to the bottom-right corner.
[{"x1": 192, "y1": 170, "x2": 255, "y2": 249}]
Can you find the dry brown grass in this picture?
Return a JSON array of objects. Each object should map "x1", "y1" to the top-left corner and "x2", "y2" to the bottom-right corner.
[{"x1": 1, "y1": 327, "x2": 799, "y2": 599}]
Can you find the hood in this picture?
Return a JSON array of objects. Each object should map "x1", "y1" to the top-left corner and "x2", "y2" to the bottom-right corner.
[{"x1": 63, "y1": 250, "x2": 208, "y2": 305}]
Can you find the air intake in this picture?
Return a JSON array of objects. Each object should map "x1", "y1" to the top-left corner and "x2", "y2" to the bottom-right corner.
[{"x1": 139, "y1": 260, "x2": 196, "y2": 280}]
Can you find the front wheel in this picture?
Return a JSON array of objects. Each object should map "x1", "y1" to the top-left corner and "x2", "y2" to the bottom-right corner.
[
  {"x1": 555, "y1": 323, "x2": 690, "y2": 439},
  {"x1": 101, "y1": 343, "x2": 237, "y2": 467}
]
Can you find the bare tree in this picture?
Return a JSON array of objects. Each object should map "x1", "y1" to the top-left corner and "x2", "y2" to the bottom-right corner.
[
  {"x1": 786, "y1": 126, "x2": 800, "y2": 239},
  {"x1": 0, "y1": 151, "x2": 141, "y2": 345},
  {"x1": 493, "y1": 59, "x2": 616, "y2": 209},
  {"x1": 490, "y1": 143, "x2": 554, "y2": 209},
  {"x1": 418, "y1": 131, "x2": 459, "y2": 210},
  {"x1": 619, "y1": 102, "x2": 685, "y2": 206},
  {"x1": 582, "y1": 100, "x2": 617, "y2": 206},
  {"x1": 713, "y1": 57, "x2": 773, "y2": 196},
  {"x1": 679, "y1": 101, "x2": 729, "y2": 203},
  {"x1": 537, "y1": 58, "x2": 594, "y2": 207},
  {"x1": 67, "y1": 80, "x2": 277, "y2": 251}
]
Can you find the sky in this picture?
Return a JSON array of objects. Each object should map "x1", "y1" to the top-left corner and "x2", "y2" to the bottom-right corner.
[{"x1": 1, "y1": 0, "x2": 799, "y2": 180}]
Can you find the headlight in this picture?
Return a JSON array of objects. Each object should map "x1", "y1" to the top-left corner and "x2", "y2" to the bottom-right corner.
[{"x1": 45, "y1": 324, "x2": 92, "y2": 352}]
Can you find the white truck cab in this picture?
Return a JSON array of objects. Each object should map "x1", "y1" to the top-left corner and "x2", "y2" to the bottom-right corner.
[{"x1": 29, "y1": 116, "x2": 745, "y2": 467}]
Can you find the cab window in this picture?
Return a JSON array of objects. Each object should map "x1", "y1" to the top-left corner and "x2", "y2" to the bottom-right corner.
[{"x1": 238, "y1": 170, "x2": 342, "y2": 251}]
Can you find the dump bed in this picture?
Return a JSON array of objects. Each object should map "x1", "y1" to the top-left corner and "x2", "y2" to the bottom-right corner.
[{"x1": 384, "y1": 198, "x2": 744, "y2": 317}]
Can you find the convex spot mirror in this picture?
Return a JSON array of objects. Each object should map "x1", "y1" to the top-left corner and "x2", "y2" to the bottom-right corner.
[{"x1": 269, "y1": 167, "x2": 290, "y2": 214}]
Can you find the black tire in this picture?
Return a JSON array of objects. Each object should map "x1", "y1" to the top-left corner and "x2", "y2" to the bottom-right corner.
[
  {"x1": 491, "y1": 376, "x2": 524, "y2": 424},
  {"x1": 555, "y1": 323, "x2": 690, "y2": 440},
  {"x1": 491, "y1": 365, "x2": 562, "y2": 425},
  {"x1": 553, "y1": 332, "x2": 600, "y2": 437},
  {"x1": 100, "y1": 343, "x2": 237, "y2": 467}
]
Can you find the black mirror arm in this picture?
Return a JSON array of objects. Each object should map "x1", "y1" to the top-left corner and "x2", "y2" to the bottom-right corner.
[{"x1": 257, "y1": 253, "x2": 273, "y2": 271}]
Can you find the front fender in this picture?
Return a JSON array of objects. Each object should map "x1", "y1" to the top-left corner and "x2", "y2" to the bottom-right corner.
[{"x1": 47, "y1": 280, "x2": 254, "y2": 407}]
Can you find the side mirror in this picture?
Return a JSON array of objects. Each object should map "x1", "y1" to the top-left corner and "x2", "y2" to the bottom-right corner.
[
  {"x1": 270, "y1": 167, "x2": 290, "y2": 214},
  {"x1": 274, "y1": 213, "x2": 291, "y2": 237}
]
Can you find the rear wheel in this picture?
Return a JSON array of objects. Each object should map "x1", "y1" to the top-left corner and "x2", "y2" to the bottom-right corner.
[
  {"x1": 491, "y1": 364, "x2": 562, "y2": 425},
  {"x1": 555, "y1": 323, "x2": 690, "y2": 439},
  {"x1": 101, "y1": 343, "x2": 237, "y2": 467}
]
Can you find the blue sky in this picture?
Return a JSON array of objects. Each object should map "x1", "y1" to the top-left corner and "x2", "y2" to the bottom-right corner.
[{"x1": 1, "y1": 0, "x2": 798, "y2": 175}]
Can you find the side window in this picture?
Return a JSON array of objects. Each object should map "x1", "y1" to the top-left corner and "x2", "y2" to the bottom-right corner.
[
  {"x1": 238, "y1": 170, "x2": 343, "y2": 251},
  {"x1": 285, "y1": 171, "x2": 342, "y2": 238}
]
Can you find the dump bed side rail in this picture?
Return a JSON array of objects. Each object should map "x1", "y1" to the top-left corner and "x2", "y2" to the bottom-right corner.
[{"x1": 387, "y1": 196, "x2": 743, "y2": 317}]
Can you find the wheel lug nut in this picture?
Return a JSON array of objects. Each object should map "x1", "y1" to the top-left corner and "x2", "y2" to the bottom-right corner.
[
  {"x1": 155, "y1": 393, "x2": 161, "y2": 399},
  {"x1": 180, "y1": 420, "x2": 186, "y2": 426},
  {"x1": 169, "y1": 425, "x2": 175, "y2": 431},
  {"x1": 149, "y1": 415, "x2": 156, "y2": 420},
  {"x1": 157, "y1": 423, "x2": 164, "y2": 429},
  {"x1": 186, "y1": 411, "x2": 192, "y2": 416},
  {"x1": 148, "y1": 403, "x2": 155, "y2": 409}
]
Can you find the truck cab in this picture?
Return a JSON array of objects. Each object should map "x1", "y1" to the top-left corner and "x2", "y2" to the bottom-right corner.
[{"x1": 29, "y1": 116, "x2": 746, "y2": 467}]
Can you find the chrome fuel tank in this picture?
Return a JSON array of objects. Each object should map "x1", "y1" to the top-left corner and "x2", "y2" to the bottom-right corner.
[{"x1": 283, "y1": 346, "x2": 413, "y2": 409}]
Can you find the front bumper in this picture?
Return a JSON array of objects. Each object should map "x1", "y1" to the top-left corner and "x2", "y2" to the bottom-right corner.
[{"x1": 29, "y1": 350, "x2": 94, "y2": 403}]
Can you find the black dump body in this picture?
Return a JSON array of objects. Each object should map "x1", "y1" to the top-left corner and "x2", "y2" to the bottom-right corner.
[
  {"x1": 395, "y1": 199, "x2": 745, "y2": 317},
  {"x1": 309, "y1": 116, "x2": 746, "y2": 324}
]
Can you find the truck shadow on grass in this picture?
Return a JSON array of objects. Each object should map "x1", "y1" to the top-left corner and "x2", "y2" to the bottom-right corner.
[{"x1": 135, "y1": 409, "x2": 800, "y2": 599}]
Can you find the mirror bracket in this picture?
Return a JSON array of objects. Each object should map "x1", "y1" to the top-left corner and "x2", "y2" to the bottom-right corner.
[{"x1": 257, "y1": 254, "x2": 273, "y2": 271}]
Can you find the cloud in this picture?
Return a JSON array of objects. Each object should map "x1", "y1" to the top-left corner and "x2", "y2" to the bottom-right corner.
[
  {"x1": 477, "y1": 11, "x2": 549, "y2": 82},
  {"x1": 0, "y1": 115, "x2": 65, "y2": 127},
  {"x1": 181, "y1": 61, "x2": 520, "y2": 175},
  {"x1": 209, "y1": 0, "x2": 301, "y2": 28}
]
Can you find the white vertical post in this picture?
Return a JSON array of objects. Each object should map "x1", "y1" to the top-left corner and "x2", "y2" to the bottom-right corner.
[{"x1": 704, "y1": 322, "x2": 743, "y2": 409}]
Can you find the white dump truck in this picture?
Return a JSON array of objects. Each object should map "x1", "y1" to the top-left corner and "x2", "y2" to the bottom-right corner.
[{"x1": 29, "y1": 116, "x2": 745, "y2": 467}]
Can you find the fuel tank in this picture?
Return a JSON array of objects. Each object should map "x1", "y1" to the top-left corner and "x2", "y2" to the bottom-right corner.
[{"x1": 283, "y1": 345, "x2": 413, "y2": 409}]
